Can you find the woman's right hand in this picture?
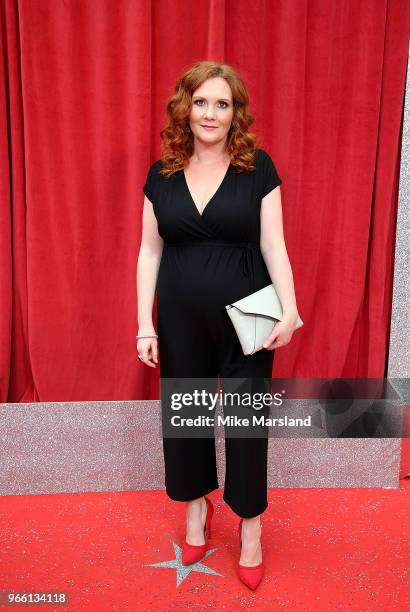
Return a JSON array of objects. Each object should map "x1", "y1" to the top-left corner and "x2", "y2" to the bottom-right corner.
[{"x1": 136, "y1": 332, "x2": 158, "y2": 368}]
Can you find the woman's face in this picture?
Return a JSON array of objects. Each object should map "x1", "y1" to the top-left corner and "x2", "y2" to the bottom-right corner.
[{"x1": 188, "y1": 77, "x2": 234, "y2": 147}]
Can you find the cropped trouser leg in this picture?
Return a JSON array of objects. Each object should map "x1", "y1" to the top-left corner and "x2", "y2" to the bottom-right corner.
[
  {"x1": 158, "y1": 310, "x2": 274, "y2": 518},
  {"x1": 216, "y1": 324, "x2": 275, "y2": 519},
  {"x1": 159, "y1": 312, "x2": 220, "y2": 502}
]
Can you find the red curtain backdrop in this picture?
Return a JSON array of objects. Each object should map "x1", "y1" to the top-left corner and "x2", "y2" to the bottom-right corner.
[{"x1": 0, "y1": 0, "x2": 409, "y2": 402}]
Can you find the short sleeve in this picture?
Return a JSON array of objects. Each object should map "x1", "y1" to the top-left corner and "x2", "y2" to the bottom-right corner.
[
  {"x1": 260, "y1": 149, "x2": 282, "y2": 198},
  {"x1": 142, "y1": 163, "x2": 155, "y2": 202}
]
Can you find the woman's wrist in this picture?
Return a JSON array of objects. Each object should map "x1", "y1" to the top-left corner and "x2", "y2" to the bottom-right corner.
[
  {"x1": 137, "y1": 322, "x2": 156, "y2": 335},
  {"x1": 282, "y1": 310, "x2": 299, "y2": 324}
]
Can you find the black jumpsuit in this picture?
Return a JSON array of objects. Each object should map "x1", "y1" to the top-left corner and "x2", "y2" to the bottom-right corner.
[{"x1": 142, "y1": 147, "x2": 282, "y2": 518}]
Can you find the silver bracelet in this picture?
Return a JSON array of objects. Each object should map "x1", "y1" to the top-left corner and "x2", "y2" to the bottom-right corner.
[{"x1": 136, "y1": 334, "x2": 158, "y2": 339}]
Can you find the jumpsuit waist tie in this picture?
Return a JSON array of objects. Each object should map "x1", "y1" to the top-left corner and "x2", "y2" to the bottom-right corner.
[{"x1": 165, "y1": 240, "x2": 258, "y2": 295}]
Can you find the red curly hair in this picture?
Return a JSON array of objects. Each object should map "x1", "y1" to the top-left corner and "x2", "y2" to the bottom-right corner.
[{"x1": 159, "y1": 61, "x2": 258, "y2": 178}]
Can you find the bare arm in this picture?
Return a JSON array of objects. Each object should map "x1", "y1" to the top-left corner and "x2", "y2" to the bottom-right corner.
[
  {"x1": 136, "y1": 196, "x2": 164, "y2": 366},
  {"x1": 259, "y1": 186, "x2": 300, "y2": 349}
]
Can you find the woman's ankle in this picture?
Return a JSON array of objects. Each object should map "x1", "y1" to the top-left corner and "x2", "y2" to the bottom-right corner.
[
  {"x1": 185, "y1": 497, "x2": 207, "y2": 544},
  {"x1": 241, "y1": 516, "x2": 262, "y2": 539},
  {"x1": 240, "y1": 517, "x2": 263, "y2": 565},
  {"x1": 186, "y1": 496, "x2": 206, "y2": 520}
]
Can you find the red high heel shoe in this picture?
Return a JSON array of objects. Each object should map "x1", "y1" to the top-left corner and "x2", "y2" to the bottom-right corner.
[
  {"x1": 181, "y1": 496, "x2": 214, "y2": 565},
  {"x1": 237, "y1": 518, "x2": 264, "y2": 590}
]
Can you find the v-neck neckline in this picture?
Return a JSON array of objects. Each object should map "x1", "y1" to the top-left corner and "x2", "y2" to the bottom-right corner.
[{"x1": 182, "y1": 161, "x2": 232, "y2": 218}]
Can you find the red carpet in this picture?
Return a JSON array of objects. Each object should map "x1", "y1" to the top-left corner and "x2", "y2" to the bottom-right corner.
[{"x1": 1, "y1": 483, "x2": 409, "y2": 611}]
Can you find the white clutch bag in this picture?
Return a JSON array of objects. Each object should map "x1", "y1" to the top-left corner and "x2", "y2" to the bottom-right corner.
[{"x1": 225, "y1": 283, "x2": 304, "y2": 355}]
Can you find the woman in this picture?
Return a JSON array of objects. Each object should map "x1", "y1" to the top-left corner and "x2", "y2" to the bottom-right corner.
[{"x1": 137, "y1": 61, "x2": 300, "y2": 590}]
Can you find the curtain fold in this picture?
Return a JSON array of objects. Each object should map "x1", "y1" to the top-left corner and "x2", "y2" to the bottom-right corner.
[{"x1": 0, "y1": 0, "x2": 409, "y2": 402}]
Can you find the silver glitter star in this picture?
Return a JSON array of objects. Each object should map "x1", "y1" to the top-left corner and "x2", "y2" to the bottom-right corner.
[{"x1": 145, "y1": 541, "x2": 223, "y2": 587}]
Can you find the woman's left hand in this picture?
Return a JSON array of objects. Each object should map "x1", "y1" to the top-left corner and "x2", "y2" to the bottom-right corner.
[{"x1": 262, "y1": 314, "x2": 299, "y2": 350}]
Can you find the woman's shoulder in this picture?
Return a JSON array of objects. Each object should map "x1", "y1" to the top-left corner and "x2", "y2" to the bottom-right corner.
[
  {"x1": 254, "y1": 147, "x2": 274, "y2": 163},
  {"x1": 253, "y1": 148, "x2": 282, "y2": 194},
  {"x1": 149, "y1": 158, "x2": 164, "y2": 172},
  {"x1": 254, "y1": 147, "x2": 280, "y2": 172},
  {"x1": 149, "y1": 158, "x2": 184, "y2": 184},
  {"x1": 142, "y1": 159, "x2": 165, "y2": 202},
  {"x1": 145, "y1": 159, "x2": 165, "y2": 184}
]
